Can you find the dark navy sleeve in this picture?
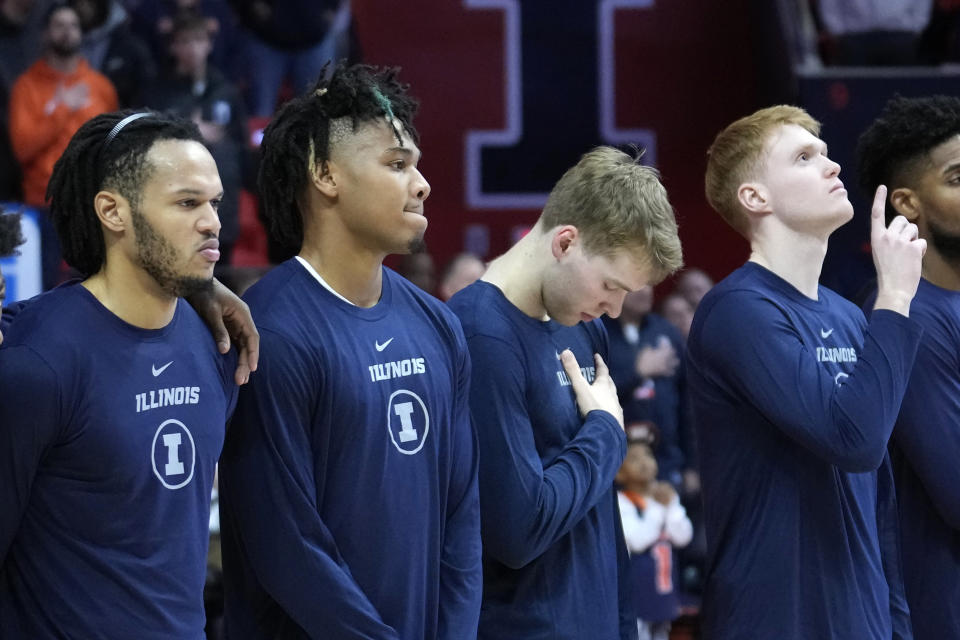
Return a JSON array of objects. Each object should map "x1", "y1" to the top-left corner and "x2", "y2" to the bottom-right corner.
[
  {"x1": 696, "y1": 293, "x2": 922, "y2": 472},
  {"x1": 220, "y1": 328, "x2": 399, "y2": 639},
  {"x1": 891, "y1": 318, "x2": 960, "y2": 529},
  {"x1": 437, "y1": 329, "x2": 482, "y2": 639},
  {"x1": 877, "y1": 454, "x2": 913, "y2": 640},
  {"x1": 466, "y1": 332, "x2": 626, "y2": 569},
  {"x1": 0, "y1": 345, "x2": 62, "y2": 562}
]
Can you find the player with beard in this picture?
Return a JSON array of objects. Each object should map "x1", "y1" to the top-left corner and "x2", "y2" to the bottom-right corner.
[
  {"x1": 0, "y1": 110, "x2": 239, "y2": 638},
  {"x1": 857, "y1": 95, "x2": 960, "y2": 639},
  {"x1": 218, "y1": 63, "x2": 481, "y2": 639}
]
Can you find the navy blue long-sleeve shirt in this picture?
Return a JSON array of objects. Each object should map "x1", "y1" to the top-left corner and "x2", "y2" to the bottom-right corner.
[
  {"x1": 0, "y1": 283, "x2": 237, "y2": 638},
  {"x1": 449, "y1": 280, "x2": 635, "y2": 640},
  {"x1": 687, "y1": 262, "x2": 920, "y2": 640},
  {"x1": 866, "y1": 277, "x2": 960, "y2": 638},
  {"x1": 219, "y1": 260, "x2": 481, "y2": 639}
]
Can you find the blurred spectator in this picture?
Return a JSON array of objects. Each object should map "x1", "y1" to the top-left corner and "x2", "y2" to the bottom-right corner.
[
  {"x1": 70, "y1": 0, "x2": 154, "y2": 106},
  {"x1": 0, "y1": 209, "x2": 25, "y2": 345},
  {"x1": 396, "y1": 249, "x2": 435, "y2": 294},
  {"x1": 602, "y1": 286, "x2": 694, "y2": 491},
  {"x1": 673, "y1": 267, "x2": 713, "y2": 309},
  {"x1": 657, "y1": 292, "x2": 693, "y2": 340},
  {"x1": 616, "y1": 443, "x2": 693, "y2": 640},
  {"x1": 228, "y1": 0, "x2": 352, "y2": 117},
  {"x1": 439, "y1": 252, "x2": 485, "y2": 301},
  {"x1": 125, "y1": 0, "x2": 239, "y2": 82},
  {"x1": 0, "y1": 0, "x2": 54, "y2": 201},
  {"x1": 140, "y1": 11, "x2": 243, "y2": 264},
  {"x1": 0, "y1": 0, "x2": 51, "y2": 92},
  {"x1": 0, "y1": 208, "x2": 25, "y2": 304},
  {"x1": 812, "y1": 0, "x2": 934, "y2": 66},
  {"x1": 10, "y1": 2, "x2": 118, "y2": 206},
  {"x1": 9, "y1": 2, "x2": 117, "y2": 288},
  {"x1": 0, "y1": 80, "x2": 21, "y2": 201}
]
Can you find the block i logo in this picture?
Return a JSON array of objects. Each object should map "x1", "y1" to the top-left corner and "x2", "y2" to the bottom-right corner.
[
  {"x1": 387, "y1": 389, "x2": 430, "y2": 455},
  {"x1": 151, "y1": 419, "x2": 197, "y2": 489}
]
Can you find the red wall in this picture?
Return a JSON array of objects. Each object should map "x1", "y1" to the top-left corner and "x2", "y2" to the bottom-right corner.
[{"x1": 352, "y1": 0, "x2": 761, "y2": 285}]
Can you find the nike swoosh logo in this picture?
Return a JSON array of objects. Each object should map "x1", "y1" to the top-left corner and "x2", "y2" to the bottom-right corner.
[
  {"x1": 152, "y1": 361, "x2": 173, "y2": 377},
  {"x1": 375, "y1": 338, "x2": 394, "y2": 352},
  {"x1": 820, "y1": 328, "x2": 834, "y2": 338}
]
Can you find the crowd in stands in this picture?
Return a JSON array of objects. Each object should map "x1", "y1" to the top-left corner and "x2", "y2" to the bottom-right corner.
[
  {"x1": 0, "y1": 0, "x2": 356, "y2": 287},
  {"x1": 790, "y1": 0, "x2": 960, "y2": 68}
]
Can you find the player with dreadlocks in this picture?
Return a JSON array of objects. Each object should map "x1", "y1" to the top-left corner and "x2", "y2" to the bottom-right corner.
[
  {"x1": 218, "y1": 63, "x2": 481, "y2": 639},
  {"x1": 858, "y1": 94, "x2": 960, "y2": 639},
  {"x1": 0, "y1": 109, "x2": 244, "y2": 637}
]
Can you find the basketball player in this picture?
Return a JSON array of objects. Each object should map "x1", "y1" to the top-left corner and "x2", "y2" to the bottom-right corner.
[
  {"x1": 688, "y1": 105, "x2": 924, "y2": 639},
  {"x1": 0, "y1": 110, "x2": 239, "y2": 637},
  {"x1": 218, "y1": 63, "x2": 481, "y2": 639},
  {"x1": 448, "y1": 146, "x2": 683, "y2": 639},
  {"x1": 858, "y1": 94, "x2": 960, "y2": 639}
]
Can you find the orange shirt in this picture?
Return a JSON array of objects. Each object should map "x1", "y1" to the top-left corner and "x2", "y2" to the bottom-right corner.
[{"x1": 9, "y1": 58, "x2": 118, "y2": 207}]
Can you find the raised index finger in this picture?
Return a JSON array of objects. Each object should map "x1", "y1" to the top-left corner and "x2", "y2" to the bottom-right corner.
[{"x1": 871, "y1": 184, "x2": 888, "y2": 239}]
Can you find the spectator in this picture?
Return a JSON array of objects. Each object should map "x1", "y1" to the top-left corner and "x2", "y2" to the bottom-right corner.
[
  {"x1": 9, "y1": 2, "x2": 117, "y2": 288},
  {"x1": 657, "y1": 292, "x2": 693, "y2": 339},
  {"x1": 438, "y1": 252, "x2": 485, "y2": 301},
  {"x1": 228, "y1": 0, "x2": 352, "y2": 117},
  {"x1": 0, "y1": 0, "x2": 54, "y2": 201},
  {"x1": 673, "y1": 267, "x2": 713, "y2": 310},
  {"x1": 0, "y1": 0, "x2": 51, "y2": 92},
  {"x1": 70, "y1": 0, "x2": 154, "y2": 107},
  {"x1": 602, "y1": 286, "x2": 693, "y2": 491},
  {"x1": 813, "y1": 0, "x2": 934, "y2": 66},
  {"x1": 140, "y1": 10, "x2": 243, "y2": 265},
  {"x1": 396, "y1": 248, "x2": 436, "y2": 294},
  {"x1": 616, "y1": 443, "x2": 693, "y2": 640},
  {"x1": 0, "y1": 208, "x2": 25, "y2": 316},
  {"x1": 126, "y1": 0, "x2": 238, "y2": 78}
]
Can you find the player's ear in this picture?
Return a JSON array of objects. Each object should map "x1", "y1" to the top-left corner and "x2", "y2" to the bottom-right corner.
[
  {"x1": 551, "y1": 225, "x2": 579, "y2": 259},
  {"x1": 889, "y1": 187, "x2": 920, "y2": 222},
  {"x1": 94, "y1": 190, "x2": 129, "y2": 233},
  {"x1": 737, "y1": 182, "x2": 771, "y2": 216},
  {"x1": 311, "y1": 159, "x2": 338, "y2": 198}
]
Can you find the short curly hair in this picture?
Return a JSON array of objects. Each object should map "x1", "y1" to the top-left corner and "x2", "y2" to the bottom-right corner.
[{"x1": 857, "y1": 95, "x2": 960, "y2": 223}]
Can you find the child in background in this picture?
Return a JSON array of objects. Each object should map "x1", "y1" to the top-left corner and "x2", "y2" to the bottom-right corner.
[{"x1": 616, "y1": 443, "x2": 693, "y2": 640}]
